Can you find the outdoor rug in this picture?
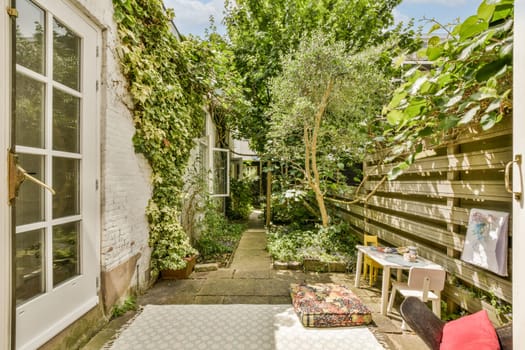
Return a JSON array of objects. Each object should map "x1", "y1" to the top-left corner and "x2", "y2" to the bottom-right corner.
[{"x1": 106, "y1": 304, "x2": 385, "y2": 350}]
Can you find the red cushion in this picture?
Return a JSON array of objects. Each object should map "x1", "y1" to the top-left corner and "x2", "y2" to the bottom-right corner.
[{"x1": 440, "y1": 309, "x2": 500, "y2": 350}]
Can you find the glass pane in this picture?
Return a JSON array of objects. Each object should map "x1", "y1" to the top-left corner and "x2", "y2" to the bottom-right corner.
[
  {"x1": 15, "y1": 0, "x2": 45, "y2": 74},
  {"x1": 53, "y1": 89, "x2": 80, "y2": 152},
  {"x1": 53, "y1": 221, "x2": 80, "y2": 286},
  {"x1": 53, "y1": 19, "x2": 80, "y2": 90},
  {"x1": 15, "y1": 229, "x2": 45, "y2": 305},
  {"x1": 15, "y1": 153, "x2": 45, "y2": 226},
  {"x1": 213, "y1": 150, "x2": 228, "y2": 195},
  {"x1": 53, "y1": 157, "x2": 79, "y2": 218},
  {"x1": 15, "y1": 73, "x2": 45, "y2": 148}
]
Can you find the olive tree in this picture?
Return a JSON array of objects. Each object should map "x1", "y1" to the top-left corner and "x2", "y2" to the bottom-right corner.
[{"x1": 266, "y1": 32, "x2": 392, "y2": 226}]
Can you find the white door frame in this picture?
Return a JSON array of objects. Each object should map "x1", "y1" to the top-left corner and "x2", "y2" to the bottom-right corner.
[
  {"x1": 1, "y1": 2, "x2": 13, "y2": 349},
  {"x1": 513, "y1": 1, "x2": 524, "y2": 348},
  {"x1": 3, "y1": 0, "x2": 101, "y2": 348}
]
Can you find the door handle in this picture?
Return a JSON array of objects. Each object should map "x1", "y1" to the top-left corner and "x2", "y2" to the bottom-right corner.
[
  {"x1": 8, "y1": 151, "x2": 55, "y2": 205},
  {"x1": 504, "y1": 154, "x2": 522, "y2": 200}
]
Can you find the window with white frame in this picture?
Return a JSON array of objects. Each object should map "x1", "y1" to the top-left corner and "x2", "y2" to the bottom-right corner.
[{"x1": 212, "y1": 148, "x2": 229, "y2": 197}]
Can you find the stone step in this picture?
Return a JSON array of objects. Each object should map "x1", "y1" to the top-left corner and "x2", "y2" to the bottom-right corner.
[{"x1": 195, "y1": 263, "x2": 219, "y2": 272}]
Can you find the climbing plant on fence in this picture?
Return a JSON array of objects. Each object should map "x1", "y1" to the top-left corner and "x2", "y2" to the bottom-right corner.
[
  {"x1": 380, "y1": 0, "x2": 513, "y2": 178},
  {"x1": 113, "y1": 0, "x2": 209, "y2": 274}
]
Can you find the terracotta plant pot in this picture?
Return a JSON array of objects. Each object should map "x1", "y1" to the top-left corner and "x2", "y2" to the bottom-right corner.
[{"x1": 160, "y1": 255, "x2": 197, "y2": 280}]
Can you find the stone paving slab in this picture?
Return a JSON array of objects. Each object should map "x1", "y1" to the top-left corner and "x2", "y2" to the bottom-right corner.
[
  {"x1": 198, "y1": 278, "x2": 256, "y2": 296},
  {"x1": 205, "y1": 268, "x2": 235, "y2": 279},
  {"x1": 233, "y1": 269, "x2": 271, "y2": 279},
  {"x1": 83, "y1": 213, "x2": 428, "y2": 350}
]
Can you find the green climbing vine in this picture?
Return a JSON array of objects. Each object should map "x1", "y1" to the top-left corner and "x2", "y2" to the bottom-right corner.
[
  {"x1": 380, "y1": 0, "x2": 513, "y2": 178},
  {"x1": 112, "y1": 0, "x2": 247, "y2": 276},
  {"x1": 112, "y1": 0, "x2": 205, "y2": 274}
]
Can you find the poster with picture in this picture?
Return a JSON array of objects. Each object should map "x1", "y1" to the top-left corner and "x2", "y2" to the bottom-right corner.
[{"x1": 461, "y1": 208, "x2": 509, "y2": 276}]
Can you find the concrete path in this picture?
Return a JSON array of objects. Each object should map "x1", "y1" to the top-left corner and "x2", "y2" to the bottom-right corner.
[{"x1": 83, "y1": 211, "x2": 428, "y2": 349}]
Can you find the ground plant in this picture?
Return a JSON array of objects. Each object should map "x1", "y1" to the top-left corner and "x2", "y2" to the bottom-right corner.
[
  {"x1": 267, "y1": 222, "x2": 357, "y2": 264},
  {"x1": 195, "y1": 200, "x2": 246, "y2": 265},
  {"x1": 111, "y1": 296, "x2": 137, "y2": 319}
]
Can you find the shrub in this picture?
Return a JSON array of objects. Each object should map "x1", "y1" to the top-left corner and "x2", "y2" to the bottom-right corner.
[
  {"x1": 226, "y1": 177, "x2": 254, "y2": 220},
  {"x1": 195, "y1": 200, "x2": 245, "y2": 262},
  {"x1": 267, "y1": 221, "x2": 357, "y2": 263}
]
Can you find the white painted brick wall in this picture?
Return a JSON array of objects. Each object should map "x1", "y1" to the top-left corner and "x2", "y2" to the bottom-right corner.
[{"x1": 72, "y1": 0, "x2": 153, "y2": 287}]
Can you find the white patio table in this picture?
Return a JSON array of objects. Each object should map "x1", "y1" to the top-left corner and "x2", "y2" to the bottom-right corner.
[{"x1": 354, "y1": 245, "x2": 443, "y2": 315}]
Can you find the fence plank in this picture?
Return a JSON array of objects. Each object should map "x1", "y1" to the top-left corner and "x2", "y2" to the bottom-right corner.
[
  {"x1": 367, "y1": 147, "x2": 511, "y2": 176},
  {"x1": 363, "y1": 180, "x2": 511, "y2": 202}
]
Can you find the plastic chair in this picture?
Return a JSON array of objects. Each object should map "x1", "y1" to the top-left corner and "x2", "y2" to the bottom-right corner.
[
  {"x1": 362, "y1": 234, "x2": 381, "y2": 286},
  {"x1": 387, "y1": 266, "x2": 446, "y2": 329}
]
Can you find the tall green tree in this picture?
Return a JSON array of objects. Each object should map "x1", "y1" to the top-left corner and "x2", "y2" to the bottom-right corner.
[
  {"x1": 266, "y1": 32, "x2": 392, "y2": 226},
  {"x1": 224, "y1": 0, "x2": 410, "y2": 152}
]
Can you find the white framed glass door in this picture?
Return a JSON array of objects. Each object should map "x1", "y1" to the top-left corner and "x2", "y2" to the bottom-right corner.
[{"x1": 11, "y1": 0, "x2": 99, "y2": 349}]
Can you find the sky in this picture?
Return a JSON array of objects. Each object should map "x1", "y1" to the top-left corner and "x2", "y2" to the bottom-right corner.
[{"x1": 164, "y1": 0, "x2": 481, "y2": 38}]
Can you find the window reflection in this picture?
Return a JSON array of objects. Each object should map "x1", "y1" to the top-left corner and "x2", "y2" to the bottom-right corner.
[
  {"x1": 53, "y1": 19, "x2": 80, "y2": 90},
  {"x1": 53, "y1": 157, "x2": 80, "y2": 218},
  {"x1": 53, "y1": 88, "x2": 80, "y2": 153},
  {"x1": 15, "y1": 73, "x2": 45, "y2": 148},
  {"x1": 53, "y1": 222, "x2": 80, "y2": 286},
  {"x1": 16, "y1": 229, "x2": 45, "y2": 305},
  {"x1": 15, "y1": 0, "x2": 45, "y2": 74}
]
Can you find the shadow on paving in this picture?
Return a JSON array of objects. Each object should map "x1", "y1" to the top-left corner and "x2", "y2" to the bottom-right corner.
[{"x1": 83, "y1": 210, "x2": 428, "y2": 350}]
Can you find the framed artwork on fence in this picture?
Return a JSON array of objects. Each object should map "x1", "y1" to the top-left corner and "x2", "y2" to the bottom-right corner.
[{"x1": 461, "y1": 208, "x2": 509, "y2": 276}]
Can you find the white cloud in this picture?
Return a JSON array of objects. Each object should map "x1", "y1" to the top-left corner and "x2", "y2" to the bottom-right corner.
[
  {"x1": 393, "y1": 8, "x2": 412, "y2": 26},
  {"x1": 402, "y1": 0, "x2": 468, "y2": 6},
  {"x1": 164, "y1": 0, "x2": 226, "y2": 36}
]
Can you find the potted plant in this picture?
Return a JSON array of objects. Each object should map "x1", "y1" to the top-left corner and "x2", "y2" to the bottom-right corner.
[{"x1": 147, "y1": 202, "x2": 198, "y2": 279}]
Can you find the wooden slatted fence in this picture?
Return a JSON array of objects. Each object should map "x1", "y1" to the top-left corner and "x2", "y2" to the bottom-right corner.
[{"x1": 328, "y1": 118, "x2": 513, "y2": 322}]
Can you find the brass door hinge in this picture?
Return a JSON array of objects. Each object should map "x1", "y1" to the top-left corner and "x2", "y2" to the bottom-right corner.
[{"x1": 7, "y1": 7, "x2": 18, "y2": 18}]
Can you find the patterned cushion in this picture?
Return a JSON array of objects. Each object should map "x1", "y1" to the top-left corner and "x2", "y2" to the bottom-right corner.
[{"x1": 290, "y1": 283, "x2": 373, "y2": 327}]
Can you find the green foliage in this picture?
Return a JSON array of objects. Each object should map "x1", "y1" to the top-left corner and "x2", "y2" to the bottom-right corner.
[
  {"x1": 381, "y1": 0, "x2": 513, "y2": 179},
  {"x1": 146, "y1": 202, "x2": 197, "y2": 271},
  {"x1": 224, "y1": 0, "x2": 415, "y2": 152},
  {"x1": 226, "y1": 177, "x2": 254, "y2": 220},
  {"x1": 111, "y1": 296, "x2": 137, "y2": 319},
  {"x1": 270, "y1": 189, "x2": 317, "y2": 224},
  {"x1": 267, "y1": 222, "x2": 357, "y2": 263},
  {"x1": 440, "y1": 301, "x2": 468, "y2": 322},
  {"x1": 113, "y1": 0, "x2": 210, "y2": 274},
  {"x1": 266, "y1": 31, "x2": 393, "y2": 225},
  {"x1": 195, "y1": 200, "x2": 245, "y2": 261}
]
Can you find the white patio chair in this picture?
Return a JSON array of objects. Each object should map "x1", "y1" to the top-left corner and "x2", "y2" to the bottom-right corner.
[{"x1": 387, "y1": 266, "x2": 446, "y2": 329}]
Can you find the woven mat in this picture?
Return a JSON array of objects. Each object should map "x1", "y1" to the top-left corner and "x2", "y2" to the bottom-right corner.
[{"x1": 106, "y1": 304, "x2": 385, "y2": 350}]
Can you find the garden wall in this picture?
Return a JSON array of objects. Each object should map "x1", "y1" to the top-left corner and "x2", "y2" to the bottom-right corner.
[{"x1": 328, "y1": 117, "x2": 513, "y2": 323}]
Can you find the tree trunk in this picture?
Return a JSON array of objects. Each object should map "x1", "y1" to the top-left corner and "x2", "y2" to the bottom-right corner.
[{"x1": 309, "y1": 78, "x2": 334, "y2": 227}]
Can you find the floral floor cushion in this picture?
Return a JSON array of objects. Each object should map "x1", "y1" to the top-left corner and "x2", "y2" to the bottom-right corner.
[{"x1": 290, "y1": 283, "x2": 373, "y2": 327}]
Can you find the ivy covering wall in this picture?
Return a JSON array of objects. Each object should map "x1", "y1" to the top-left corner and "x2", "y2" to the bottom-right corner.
[{"x1": 112, "y1": 0, "x2": 207, "y2": 273}]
